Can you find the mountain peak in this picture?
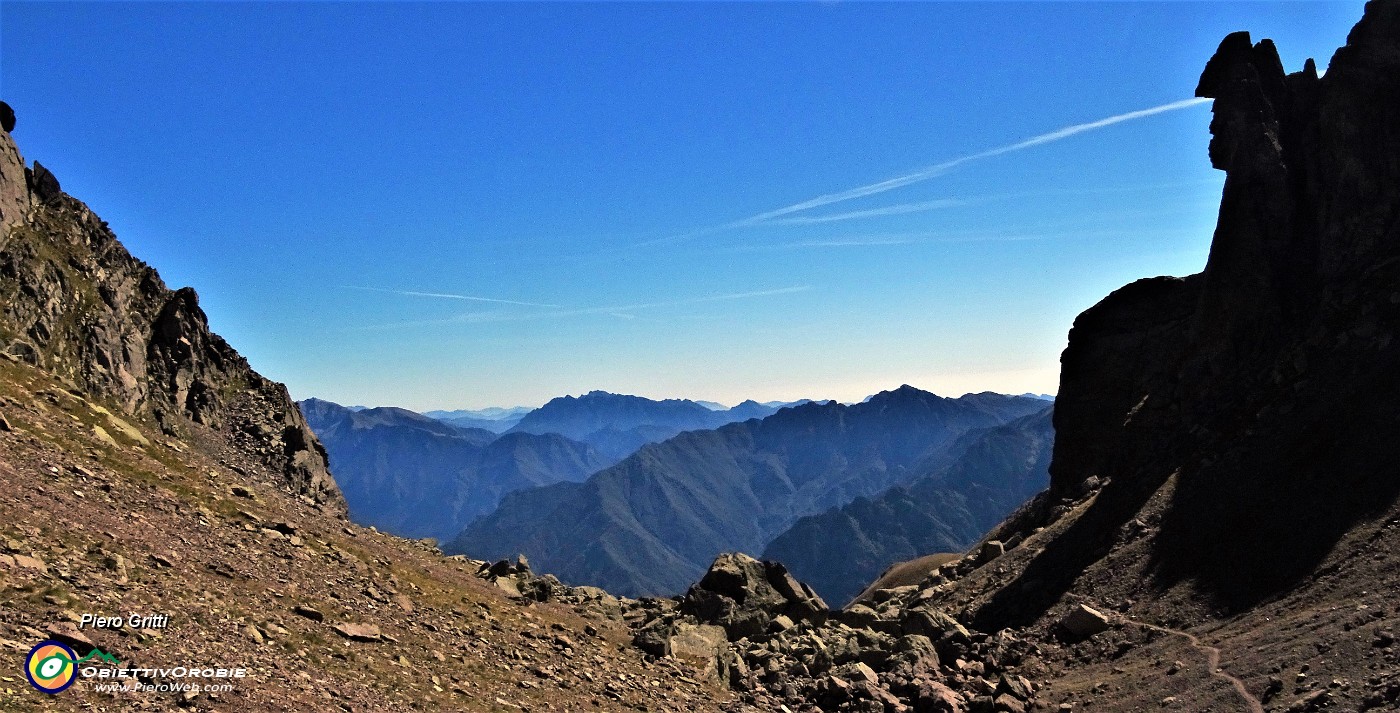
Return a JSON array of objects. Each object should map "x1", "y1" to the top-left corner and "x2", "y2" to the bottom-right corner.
[{"x1": 863, "y1": 384, "x2": 937, "y2": 407}]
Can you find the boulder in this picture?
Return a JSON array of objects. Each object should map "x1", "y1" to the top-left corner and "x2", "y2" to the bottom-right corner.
[
  {"x1": 979, "y1": 541, "x2": 1004, "y2": 563},
  {"x1": 839, "y1": 661, "x2": 879, "y2": 685},
  {"x1": 908, "y1": 678, "x2": 967, "y2": 713},
  {"x1": 13, "y1": 553, "x2": 48, "y2": 573},
  {"x1": 993, "y1": 693, "x2": 1027, "y2": 713},
  {"x1": 1058, "y1": 604, "x2": 1111, "y2": 639},
  {"x1": 0, "y1": 101, "x2": 14, "y2": 133},
  {"x1": 902, "y1": 607, "x2": 970, "y2": 642},
  {"x1": 668, "y1": 622, "x2": 730, "y2": 679},
  {"x1": 679, "y1": 552, "x2": 828, "y2": 639},
  {"x1": 292, "y1": 605, "x2": 324, "y2": 622},
  {"x1": 331, "y1": 622, "x2": 382, "y2": 642}
]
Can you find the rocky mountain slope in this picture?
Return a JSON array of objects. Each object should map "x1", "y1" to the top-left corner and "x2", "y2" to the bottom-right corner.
[
  {"x1": 0, "y1": 106, "x2": 729, "y2": 712},
  {"x1": 451, "y1": 388, "x2": 1049, "y2": 597},
  {"x1": 506, "y1": 390, "x2": 804, "y2": 460},
  {"x1": 301, "y1": 398, "x2": 613, "y2": 542},
  {"x1": 0, "y1": 127, "x2": 340, "y2": 512},
  {"x1": 763, "y1": 405, "x2": 1053, "y2": 607}
]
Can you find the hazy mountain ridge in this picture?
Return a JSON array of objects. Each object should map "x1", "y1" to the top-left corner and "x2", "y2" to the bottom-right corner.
[
  {"x1": 423, "y1": 406, "x2": 532, "y2": 433},
  {"x1": 450, "y1": 387, "x2": 1050, "y2": 596},
  {"x1": 505, "y1": 390, "x2": 809, "y2": 459},
  {"x1": 762, "y1": 405, "x2": 1054, "y2": 605},
  {"x1": 301, "y1": 398, "x2": 613, "y2": 542}
]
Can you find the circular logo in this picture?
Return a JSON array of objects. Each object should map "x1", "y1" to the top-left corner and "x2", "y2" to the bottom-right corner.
[{"x1": 25, "y1": 640, "x2": 78, "y2": 694}]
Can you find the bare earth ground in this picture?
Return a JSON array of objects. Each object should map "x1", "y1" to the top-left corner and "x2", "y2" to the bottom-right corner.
[
  {"x1": 924, "y1": 475, "x2": 1400, "y2": 712},
  {"x1": 0, "y1": 355, "x2": 731, "y2": 712}
]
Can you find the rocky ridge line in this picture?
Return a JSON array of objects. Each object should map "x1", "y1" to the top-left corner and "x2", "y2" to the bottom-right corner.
[{"x1": 0, "y1": 103, "x2": 341, "y2": 510}]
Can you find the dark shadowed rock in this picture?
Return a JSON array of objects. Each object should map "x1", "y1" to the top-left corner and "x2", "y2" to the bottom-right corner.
[
  {"x1": 971, "y1": 0, "x2": 1400, "y2": 641},
  {"x1": 0, "y1": 101, "x2": 14, "y2": 133},
  {"x1": 679, "y1": 552, "x2": 828, "y2": 639},
  {"x1": 28, "y1": 161, "x2": 61, "y2": 203}
]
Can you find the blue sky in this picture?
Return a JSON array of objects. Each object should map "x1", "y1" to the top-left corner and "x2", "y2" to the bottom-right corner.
[{"x1": 0, "y1": 1, "x2": 1364, "y2": 409}]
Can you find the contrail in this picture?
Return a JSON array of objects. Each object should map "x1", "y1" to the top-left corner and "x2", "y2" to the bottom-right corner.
[
  {"x1": 649, "y1": 97, "x2": 1211, "y2": 243},
  {"x1": 768, "y1": 176, "x2": 1220, "y2": 227},
  {"x1": 600, "y1": 285, "x2": 812, "y2": 312},
  {"x1": 346, "y1": 286, "x2": 562, "y2": 308},
  {"x1": 766, "y1": 198, "x2": 968, "y2": 225},
  {"x1": 355, "y1": 286, "x2": 812, "y2": 330}
]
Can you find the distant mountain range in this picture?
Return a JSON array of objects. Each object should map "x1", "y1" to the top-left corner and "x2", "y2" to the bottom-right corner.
[
  {"x1": 449, "y1": 387, "x2": 1050, "y2": 596},
  {"x1": 300, "y1": 399, "x2": 613, "y2": 542},
  {"x1": 505, "y1": 391, "x2": 813, "y2": 459},
  {"x1": 423, "y1": 406, "x2": 534, "y2": 433},
  {"x1": 300, "y1": 391, "x2": 817, "y2": 541},
  {"x1": 762, "y1": 405, "x2": 1053, "y2": 605}
]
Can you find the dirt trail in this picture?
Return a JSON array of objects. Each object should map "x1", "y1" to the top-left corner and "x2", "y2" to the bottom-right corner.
[{"x1": 1112, "y1": 612, "x2": 1265, "y2": 713}]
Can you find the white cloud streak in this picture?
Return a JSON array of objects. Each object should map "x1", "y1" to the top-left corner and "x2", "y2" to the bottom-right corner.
[
  {"x1": 727, "y1": 223, "x2": 1206, "y2": 253},
  {"x1": 765, "y1": 198, "x2": 969, "y2": 225},
  {"x1": 748, "y1": 97, "x2": 1210, "y2": 223},
  {"x1": 355, "y1": 286, "x2": 812, "y2": 330},
  {"x1": 646, "y1": 97, "x2": 1210, "y2": 244},
  {"x1": 601, "y1": 285, "x2": 812, "y2": 312},
  {"x1": 346, "y1": 285, "x2": 562, "y2": 308}
]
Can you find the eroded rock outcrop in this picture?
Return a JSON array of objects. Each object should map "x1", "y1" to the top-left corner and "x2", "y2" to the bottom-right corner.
[
  {"x1": 0, "y1": 108, "x2": 341, "y2": 510},
  {"x1": 679, "y1": 553, "x2": 829, "y2": 639},
  {"x1": 925, "y1": 7, "x2": 1400, "y2": 710}
]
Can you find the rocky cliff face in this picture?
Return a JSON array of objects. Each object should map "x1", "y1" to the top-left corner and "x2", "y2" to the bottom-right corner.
[
  {"x1": 994, "y1": 0, "x2": 1400, "y2": 622},
  {"x1": 0, "y1": 105, "x2": 342, "y2": 510},
  {"x1": 1050, "y1": 6, "x2": 1399, "y2": 502},
  {"x1": 851, "y1": 6, "x2": 1400, "y2": 708}
]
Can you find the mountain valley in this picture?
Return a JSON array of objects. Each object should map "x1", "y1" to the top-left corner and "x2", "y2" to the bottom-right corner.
[
  {"x1": 0, "y1": 3, "x2": 1397, "y2": 712},
  {"x1": 451, "y1": 389, "x2": 1050, "y2": 597},
  {"x1": 300, "y1": 398, "x2": 614, "y2": 543}
]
